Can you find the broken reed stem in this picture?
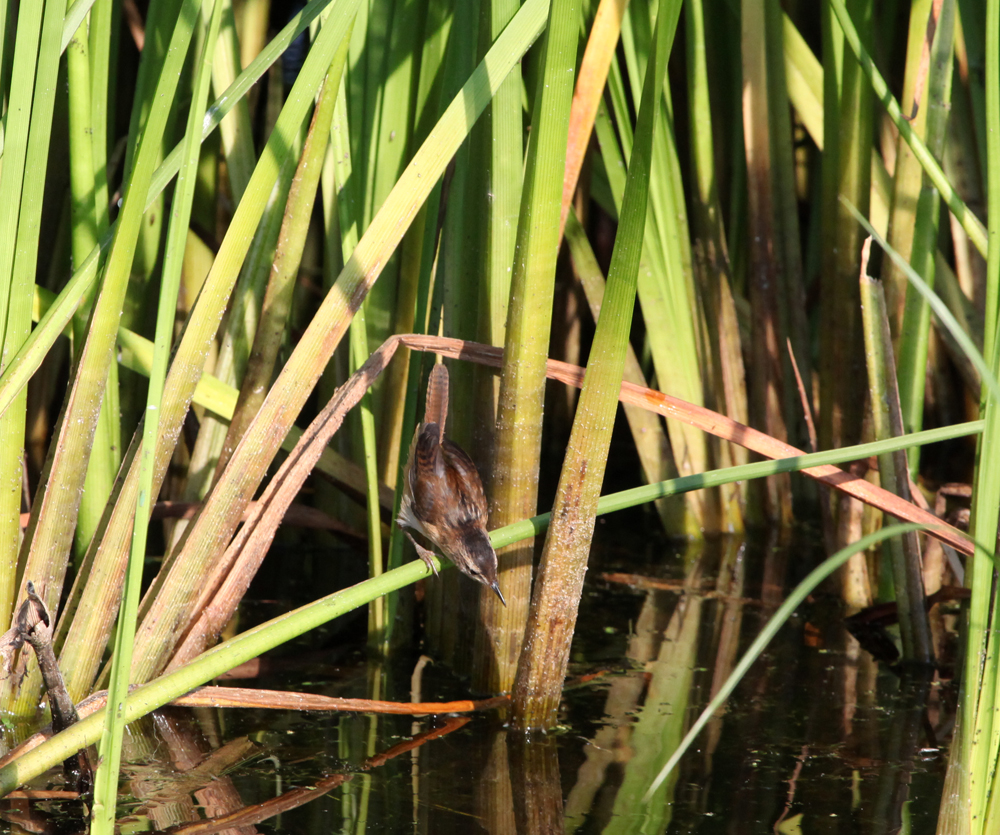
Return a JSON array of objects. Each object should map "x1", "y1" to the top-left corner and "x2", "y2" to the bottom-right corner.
[{"x1": 858, "y1": 240, "x2": 933, "y2": 664}]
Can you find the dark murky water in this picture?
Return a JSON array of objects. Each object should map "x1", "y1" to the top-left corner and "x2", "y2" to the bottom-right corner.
[{"x1": 9, "y1": 527, "x2": 956, "y2": 833}]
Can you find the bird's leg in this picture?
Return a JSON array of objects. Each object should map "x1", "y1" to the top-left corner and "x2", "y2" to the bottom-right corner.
[{"x1": 404, "y1": 531, "x2": 440, "y2": 576}]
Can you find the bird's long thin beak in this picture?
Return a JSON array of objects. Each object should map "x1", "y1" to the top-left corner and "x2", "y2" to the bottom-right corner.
[{"x1": 491, "y1": 581, "x2": 506, "y2": 607}]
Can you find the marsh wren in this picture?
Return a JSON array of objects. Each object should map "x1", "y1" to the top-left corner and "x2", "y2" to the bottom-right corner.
[{"x1": 397, "y1": 363, "x2": 505, "y2": 606}]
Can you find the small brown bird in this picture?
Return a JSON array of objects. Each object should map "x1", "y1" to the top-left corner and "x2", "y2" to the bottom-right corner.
[{"x1": 397, "y1": 363, "x2": 505, "y2": 606}]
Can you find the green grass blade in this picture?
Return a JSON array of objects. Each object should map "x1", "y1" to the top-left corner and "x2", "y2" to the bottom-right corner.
[
  {"x1": 217, "y1": 35, "x2": 349, "y2": 474},
  {"x1": 563, "y1": 208, "x2": 682, "y2": 531},
  {"x1": 62, "y1": 0, "x2": 97, "y2": 51},
  {"x1": 859, "y1": 269, "x2": 932, "y2": 662},
  {"x1": 87, "y1": 0, "x2": 113, "y2": 230},
  {"x1": 642, "y1": 524, "x2": 927, "y2": 801},
  {"x1": 890, "y1": 0, "x2": 956, "y2": 477},
  {"x1": 324, "y1": 56, "x2": 386, "y2": 649}
]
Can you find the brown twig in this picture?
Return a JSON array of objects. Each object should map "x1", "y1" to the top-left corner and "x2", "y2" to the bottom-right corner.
[
  {"x1": 0, "y1": 684, "x2": 505, "y2": 770},
  {"x1": 170, "y1": 686, "x2": 508, "y2": 715}
]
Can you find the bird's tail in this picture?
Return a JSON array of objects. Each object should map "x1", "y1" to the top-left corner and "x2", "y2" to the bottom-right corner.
[{"x1": 424, "y1": 363, "x2": 449, "y2": 442}]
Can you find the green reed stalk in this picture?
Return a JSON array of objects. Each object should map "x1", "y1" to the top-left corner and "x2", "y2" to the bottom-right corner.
[
  {"x1": 741, "y1": 0, "x2": 793, "y2": 523},
  {"x1": 179, "y1": 136, "x2": 303, "y2": 531},
  {"x1": 368, "y1": 0, "x2": 422, "y2": 465},
  {"x1": 563, "y1": 208, "x2": 682, "y2": 532},
  {"x1": 118, "y1": 0, "x2": 176, "y2": 430},
  {"x1": 819, "y1": 0, "x2": 873, "y2": 613},
  {"x1": 764, "y1": 0, "x2": 811, "y2": 461},
  {"x1": 215, "y1": 47, "x2": 345, "y2": 476},
  {"x1": 325, "y1": 48, "x2": 387, "y2": 649},
  {"x1": 890, "y1": 0, "x2": 956, "y2": 479},
  {"x1": 437, "y1": 54, "x2": 483, "y2": 672},
  {"x1": 205, "y1": 0, "x2": 255, "y2": 200},
  {"x1": 239, "y1": 0, "x2": 270, "y2": 70},
  {"x1": 90, "y1": 2, "x2": 224, "y2": 829},
  {"x1": 170, "y1": 154, "x2": 300, "y2": 554},
  {"x1": 512, "y1": 0, "x2": 672, "y2": 730},
  {"x1": 351, "y1": 305, "x2": 386, "y2": 647},
  {"x1": 439, "y1": 6, "x2": 483, "y2": 460},
  {"x1": 685, "y1": 0, "x2": 748, "y2": 531},
  {"x1": 67, "y1": 12, "x2": 120, "y2": 565},
  {"x1": 350, "y1": 0, "x2": 414, "y2": 448},
  {"x1": 476, "y1": 0, "x2": 523, "y2": 394},
  {"x1": 86, "y1": 0, "x2": 113, "y2": 239},
  {"x1": 881, "y1": 0, "x2": 944, "y2": 328},
  {"x1": 783, "y1": 13, "x2": 824, "y2": 147},
  {"x1": 486, "y1": 0, "x2": 576, "y2": 693},
  {"x1": 0, "y1": 0, "x2": 62, "y2": 641},
  {"x1": 957, "y1": 0, "x2": 1000, "y2": 826},
  {"x1": 823, "y1": 0, "x2": 873, "y2": 459}
]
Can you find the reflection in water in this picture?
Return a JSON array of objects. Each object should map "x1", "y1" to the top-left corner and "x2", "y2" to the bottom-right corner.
[{"x1": 11, "y1": 534, "x2": 956, "y2": 834}]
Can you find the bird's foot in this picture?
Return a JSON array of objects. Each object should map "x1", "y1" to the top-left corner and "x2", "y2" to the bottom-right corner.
[{"x1": 404, "y1": 531, "x2": 439, "y2": 576}]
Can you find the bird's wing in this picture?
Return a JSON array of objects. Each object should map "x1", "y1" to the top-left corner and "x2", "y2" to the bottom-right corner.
[{"x1": 438, "y1": 439, "x2": 489, "y2": 528}]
